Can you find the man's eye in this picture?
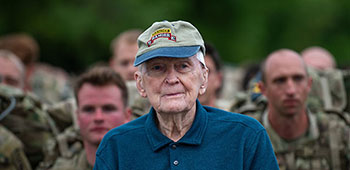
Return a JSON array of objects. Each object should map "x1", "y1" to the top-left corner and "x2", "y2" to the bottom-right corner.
[
  {"x1": 293, "y1": 75, "x2": 304, "y2": 82},
  {"x1": 120, "y1": 61, "x2": 129, "y2": 67},
  {"x1": 274, "y1": 77, "x2": 286, "y2": 84},
  {"x1": 82, "y1": 106, "x2": 95, "y2": 113},
  {"x1": 102, "y1": 105, "x2": 117, "y2": 113},
  {"x1": 176, "y1": 62, "x2": 192, "y2": 72}
]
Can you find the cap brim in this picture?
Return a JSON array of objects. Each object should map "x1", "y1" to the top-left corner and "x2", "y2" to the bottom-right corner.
[{"x1": 134, "y1": 46, "x2": 200, "y2": 66}]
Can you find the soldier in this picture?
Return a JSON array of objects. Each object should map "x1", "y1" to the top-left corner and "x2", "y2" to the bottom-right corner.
[
  {"x1": 109, "y1": 29, "x2": 152, "y2": 119},
  {"x1": 0, "y1": 50, "x2": 25, "y2": 89},
  {"x1": 0, "y1": 49, "x2": 56, "y2": 168},
  {"x1": 301, "y1": 46, "x2": 336, "y2": 70},
  {"x1": 197, "y1": 42, "x2": 227, "y2": 110},
  {"x1": 110, "y1": 29, "x2": 142, "y2": 81},
  {"x1": 0, "y1": 33, "x2": 72, "y2": 104},
  {"x1": 248, "y1": 49, "x2": 350, "y2": 169},
  {"x1": 40, "y1": 66, "x2": 131, "y2": 169},
  {"x1": 0, "y1": 125, "x2": 32, "y2": 170}
]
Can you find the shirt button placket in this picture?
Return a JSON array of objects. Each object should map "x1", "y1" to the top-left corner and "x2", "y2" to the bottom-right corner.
[{"x1": 170, "y1": 143, "x2": 179, "y2": 169}]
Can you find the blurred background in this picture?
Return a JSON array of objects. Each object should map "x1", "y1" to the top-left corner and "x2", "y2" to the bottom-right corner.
[{"x1": 1, "y1": 0, "x2": 349, "y2": 74}]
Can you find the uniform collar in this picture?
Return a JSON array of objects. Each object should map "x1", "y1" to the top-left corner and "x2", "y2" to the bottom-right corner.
[{"x1": 145, "y1": 100, "x2": 208, "y2": 151}]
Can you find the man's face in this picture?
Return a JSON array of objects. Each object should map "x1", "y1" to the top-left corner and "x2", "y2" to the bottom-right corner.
[
  {"x1": 260, "y1": 53, "x2": 312, "y2": 117},
  {"x1": 198, "y1": 54, "x2": 222, "y2": 105},
  {"x1": 0, "y1": 57, "x2": 23, "y2": 89},
  {"x1": 111, "y1": 42, "x2": 138, "y2": 81},
  {"x1": 77, "y1": 83, "x2": 130, "y2": 145},
  {"x1": 135, "y1": 55, "x2": 208, "y2": 114}
]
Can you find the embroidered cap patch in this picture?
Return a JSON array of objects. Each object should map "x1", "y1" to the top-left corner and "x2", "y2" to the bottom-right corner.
[{"x1": 147, "y1": 28, "x2": 176, "y2": 47}]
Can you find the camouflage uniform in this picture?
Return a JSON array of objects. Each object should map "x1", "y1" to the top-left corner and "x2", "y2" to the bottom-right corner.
[
  {"x1": 28, "y1": 63, "x2": 73, "y2": 105},
  {"x1": 46, "y1": 149, "x2": 92, "y2": 170},
  {"x1": 37, "y1": 126, "x2": 92, "y2": 170},
  {"x1": 0, "y1": 125, "x2": 32, "y2": 170},
  {"x1": 0, "y1": 84, "x2": 57, "y2": 168},
  {"x1": 246, "y1": 110, "x2": 350, "y2": 170}
]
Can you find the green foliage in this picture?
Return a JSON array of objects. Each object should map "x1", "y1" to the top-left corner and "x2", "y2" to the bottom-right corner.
[{"x1": 0, "y1": 0, "x2": 349, "y2": 73}]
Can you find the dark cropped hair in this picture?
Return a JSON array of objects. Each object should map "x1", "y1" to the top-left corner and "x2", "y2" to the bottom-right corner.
[
  {"x1": 0, "y1": 33, "x2": 39, "y2": 66},
  {"x1": 74, "y1": 66, "x2": 128, "y2": 106},
  {"x1": 205, "y1": 42, "x2": 223, "y2": 97}
]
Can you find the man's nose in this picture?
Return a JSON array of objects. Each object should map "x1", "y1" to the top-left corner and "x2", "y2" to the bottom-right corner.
[
  {"x1": 165, "y1": 66, "x2": 179, "y2": 84},
  {"x1": 285, "y1": 79, "x2": 296, "y2": 95},
  {"x1": 93, "y1": 109, "x2": 105, "y2": 122}
]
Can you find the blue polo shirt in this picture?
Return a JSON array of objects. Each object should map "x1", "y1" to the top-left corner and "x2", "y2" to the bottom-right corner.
[{"x1": 94, "y1": 101, "x2": 278, "y2": 170}]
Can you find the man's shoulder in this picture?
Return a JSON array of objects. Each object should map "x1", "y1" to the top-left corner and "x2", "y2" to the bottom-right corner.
[
  {"x1": 205, "y1": 106, "x2": 265, "y2": 132},
  {"x1": 104, "y1": 114, "x2": 148, "y2": 140}
]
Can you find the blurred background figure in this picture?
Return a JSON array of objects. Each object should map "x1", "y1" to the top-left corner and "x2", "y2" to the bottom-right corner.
[
  {"x1": 109, "y1": 29, "x2": 152, "y2": 119},
  {"x1": 198, "y1": 42, "x2": 224, "y2": 109},
  {"x1": 301, "y1": 46, "x2": 336, "y2": 70},
  {"x1": 250, "y1": 49, "x2": 350, "y2": 169},
  {"x1": 0, "y1": 50, "x2": 25, "y2": 89},
  {"x1": 0, "y1": 124, "x2": 32, "y2": 170},
  {"x1": 0, "y1": 33, "x2": 72, "y2": 104},
  {"x1": 110, "y1": 29, "x2": 142, "y2": 81},
  {"x1": 38, "y1": 66, "x2": 131, "y2": 170}
]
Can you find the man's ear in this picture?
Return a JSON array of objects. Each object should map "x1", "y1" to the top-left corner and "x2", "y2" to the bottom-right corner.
[
  {"x1": 124, "y1": 107, "x2": 132, "y2": 123},
  {"x1": 199, "y1": 67, "x2": 209, "y2": 95},
  {"x1": 258, "y1": 81, "x2": 266, "y2": 96},
  {"x1": 306, "y1": 76, "x2": 313, "y2": 93},
  {"x1": 135, "y1": 71, "x2": 147, "y2": 98}
]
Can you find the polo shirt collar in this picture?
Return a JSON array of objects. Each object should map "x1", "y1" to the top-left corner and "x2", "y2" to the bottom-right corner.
[{"x1": 145, "y1": 100, "x2": 208, "y2": 151}]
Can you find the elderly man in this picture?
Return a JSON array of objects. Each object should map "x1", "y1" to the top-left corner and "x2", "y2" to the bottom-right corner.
[
  {"x1": 45, "y1": 67, "x2": 131, "y2": 169},
  {"x1": 94, "y1": 20, "x2": 278, "y2": 170},
  {"x1": 250, "y1": 49, "x2": 350, "y2": 169}
]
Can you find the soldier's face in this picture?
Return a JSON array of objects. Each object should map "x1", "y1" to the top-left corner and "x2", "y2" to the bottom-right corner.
[
  {"x1": 77, "y1": 83, "x2": 130, "y2": 145},
  {"x1": 110, "y1": 42, "x2": 138, "y2": 81},
  {"x1": 0, "y1": 57, "x2": 23, "y2": 89},
  {"x1": 260, "y1": 53, "x2": 312, "y2": 117}
]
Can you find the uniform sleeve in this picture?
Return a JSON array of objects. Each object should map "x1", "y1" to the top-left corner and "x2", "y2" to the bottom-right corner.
[{"x1": 244, "y1": 129, "x2": 279, "y2": 170}]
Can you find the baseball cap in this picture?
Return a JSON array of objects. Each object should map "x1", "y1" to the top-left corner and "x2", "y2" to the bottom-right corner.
[{"x1": 134, "y1": 20, "x2": 206, "y2": 66}]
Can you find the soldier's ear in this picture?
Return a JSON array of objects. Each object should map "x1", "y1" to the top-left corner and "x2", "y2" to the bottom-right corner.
[
  {"x1": 306, "y1": 76, "x2": 313, "y2": 92},
  {"x1": 124, "y1": 107, "x2": 132, "y2": 123},
  {"x1": 135, "y1": 71, "x2": 147, "y2": 98},
  {"x1": 258, "y1": 81, "x2": 266, "y2": 95}
]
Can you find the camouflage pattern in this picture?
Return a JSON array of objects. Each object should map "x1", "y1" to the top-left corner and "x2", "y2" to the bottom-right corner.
[
  {"x1": 0, "y1": 84, "x2": 56, "y2": 168},
  {"x1": 308, "y1": 67, "x2": 347, "y2": 113},
  {"x1": 130, "y1": 95, "x2": 151, "y2": 120},
  {"x1": 43, "y1": 98, "x2": 77, "y2": 132},
  {"x1": 343, "y1": 69, "x2": 350, "y2": 113},
  {"x1": 0, "y1": 125, "x2": 32, "y2": 170},
  {"x1": 46, "y1": 149, "x2": 92, "y2": 170},
  {"x1": 126, "y1": 80, "x2": 152, "y2": 120},
  {"x1": 246, "y1": 110, "x2": 350, "y2": 170},
  {"x1": 28, "y1": 63, "x2": 73, "y2": 105},
  {"x1": 36, "y1": 126, "x2": 89, "y2": 170}
]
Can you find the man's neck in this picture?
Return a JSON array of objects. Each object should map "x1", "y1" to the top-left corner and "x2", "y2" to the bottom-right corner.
[
  {"x1": 268, "y1": 108, "x2": 309, "y2": 140},
  {"x1": 83, "y1": 141, "x2": 99, "y2": 167},
  {"x1": 156, "y1": 107, "x2": 196, "y2": 142}
]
